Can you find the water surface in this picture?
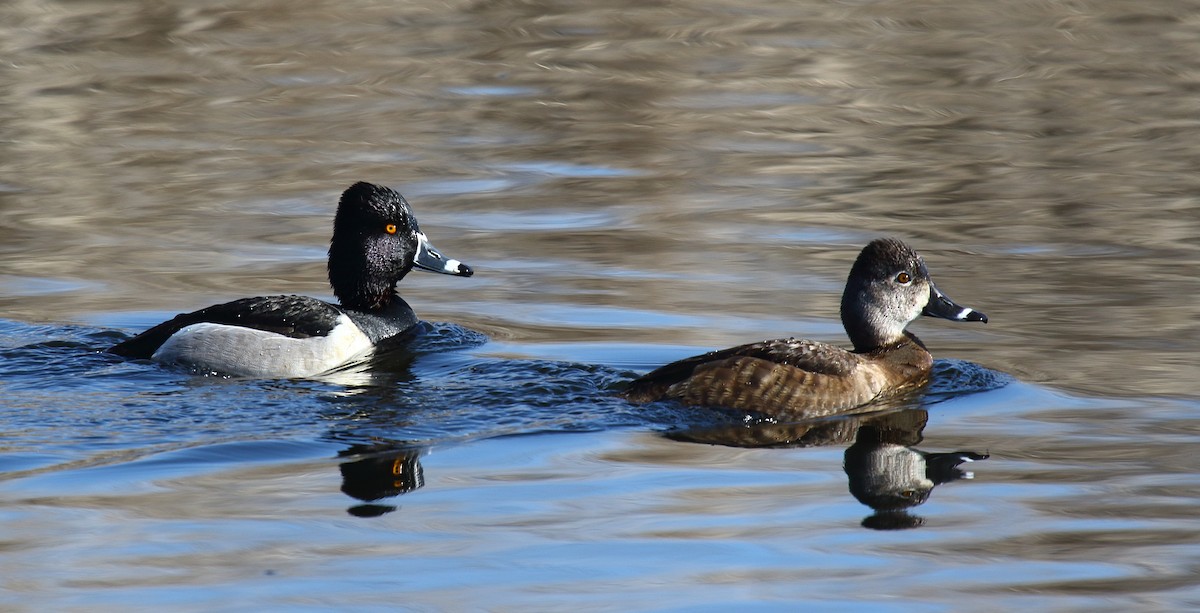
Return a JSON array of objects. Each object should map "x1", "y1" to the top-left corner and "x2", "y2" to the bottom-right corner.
[{"x1": 2, "y1": 0, "x2": 1199, "y2": 610}]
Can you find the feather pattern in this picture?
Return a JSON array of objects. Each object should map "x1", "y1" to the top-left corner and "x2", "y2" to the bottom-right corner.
[{"x1": 624, "y1": 336, "x2": 933, "y2": 418}]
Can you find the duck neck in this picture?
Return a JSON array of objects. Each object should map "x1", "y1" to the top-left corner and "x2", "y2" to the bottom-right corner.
[
  {"x1": 337, "y1": 287, "x2": 397, "y2": 312},
  {"x1": 328, "y1": 243, "x2": 400, "y2": 313},
  {"x1": 841, "y1": 297, "x2": 912, "y2": 353},
  {"x1": 843, "y1": 316, "x2": 886, "y2": 352}
]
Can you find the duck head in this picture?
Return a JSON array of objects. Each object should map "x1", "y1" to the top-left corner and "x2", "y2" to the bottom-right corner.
[
  {"x1": 839, "y1": 238, "x2": 986, "y2": 352},
  {"x1": 328, "y1": 182, "x2": 472, "y2": 311}
]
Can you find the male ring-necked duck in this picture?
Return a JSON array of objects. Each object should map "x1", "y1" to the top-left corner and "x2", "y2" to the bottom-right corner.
[
  {"x1": 622, "y1": 238, "x2": 987, "y2": 417},
  {"x1": 108, "y1": 182, "x2": 473, "y2": 378}
]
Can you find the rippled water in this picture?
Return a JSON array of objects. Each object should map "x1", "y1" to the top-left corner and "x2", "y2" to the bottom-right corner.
[{"x1": 3, "y1": 0, "x2": 1200, "y2": 610}]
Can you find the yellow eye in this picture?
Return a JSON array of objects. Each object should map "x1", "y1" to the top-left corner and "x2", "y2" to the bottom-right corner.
[
  {"x1": 385, "y1": 224, "x2": 398, "y2": 234},
  {"x1": 895, "y1": 272, "x2": 911, "y2": 284}
]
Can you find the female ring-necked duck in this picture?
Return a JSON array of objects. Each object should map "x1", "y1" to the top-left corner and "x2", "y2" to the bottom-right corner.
[
  {"x1": 622, "y1": 238, "x2": 987, "y2": 417},
  {"x1": 108, "y1": 182, "x2": 473, "y2": 378}
]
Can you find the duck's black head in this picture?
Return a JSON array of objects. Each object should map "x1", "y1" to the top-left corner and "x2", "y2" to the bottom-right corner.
[
  {"x1": 840, "y1": 238, "x2": 985, "y2": 352},
  {"x1": 328, "y1": 182, "x2": 473, "y2": 312}
]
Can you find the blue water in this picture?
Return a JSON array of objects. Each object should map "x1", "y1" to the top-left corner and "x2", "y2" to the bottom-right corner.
[
  {"x1": 4, "y1": 0, "x2": 1200, "y2": 609},
  {"x1": 10, "y1": 314, "x2": 1192, "y2": 610}
]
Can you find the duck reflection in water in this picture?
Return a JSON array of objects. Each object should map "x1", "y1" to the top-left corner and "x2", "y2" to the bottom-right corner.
[
  {"x1": 669, "y1": 408, "x2": 987, "y2": 529},
  {"x1": 843, "y1": 411, "x2": 987, "y2": 530},
  {"x1": 337, "y1": 444, "x2": 426, "y2": 517},
  {"x1": 323, "y1": 324, "x2": 486, "y2": 517}
]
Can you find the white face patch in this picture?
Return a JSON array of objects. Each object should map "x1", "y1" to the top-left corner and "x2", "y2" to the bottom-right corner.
[{"x1": 152, "y1": 315, "x2": 374, "y2": 378}]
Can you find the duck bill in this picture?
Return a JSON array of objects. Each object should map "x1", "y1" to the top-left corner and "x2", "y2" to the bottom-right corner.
[
  {"x1": 413, "y1": 232, "x2": 473, "y2": 277},
  {"x1": 922, "y1": 283, "x2": 987, "y2": 323}
]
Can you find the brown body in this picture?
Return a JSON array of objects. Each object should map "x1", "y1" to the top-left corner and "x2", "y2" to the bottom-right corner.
[{"x1": 623, "y1": 333, "x2": 933, "y2": 419}]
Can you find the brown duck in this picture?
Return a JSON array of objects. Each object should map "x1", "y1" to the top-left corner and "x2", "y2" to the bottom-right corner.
[{"x1": 622, "y1": 238, "x2": 987, "y2": 418}]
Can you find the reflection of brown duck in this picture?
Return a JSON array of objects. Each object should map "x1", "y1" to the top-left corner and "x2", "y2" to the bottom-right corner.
[
  {"x1": 668, "y1": 404, "x2": 930, "y2": 449},
  {"x1": 668, "y1": 409, "x2": 988, "y2": 530},
  {"x1": 844, "y1": 417, "x2": 987, "y2": 530},
  {"x1": 338, "y1": 444, "x2": 425, "y2": 517},
  {"x1": 624, "y1": 239, "x2": 986, "y2": 418}
]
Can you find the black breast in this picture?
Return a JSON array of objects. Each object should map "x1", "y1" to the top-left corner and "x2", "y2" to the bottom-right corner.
[{"x1": 342, "y1": 297, "x2": 419, "y2": 344}]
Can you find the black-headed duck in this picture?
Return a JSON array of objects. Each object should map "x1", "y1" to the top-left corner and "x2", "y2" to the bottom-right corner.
[{"x1": 108, "y1": 182, "x2": 473, "y2": 377}]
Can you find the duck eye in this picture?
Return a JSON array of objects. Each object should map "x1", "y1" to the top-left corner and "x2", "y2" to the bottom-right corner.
[
  {"x1": 384, "y1": 223, "x2": 398, "y2": 234},
  {"x1": 895, "y1": 272, "x2": 912, "y2": 284}
]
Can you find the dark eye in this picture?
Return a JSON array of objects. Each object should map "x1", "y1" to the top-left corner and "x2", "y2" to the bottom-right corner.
[
  {"x1": 895, "y1": 272, "x2": 911, "y2": 284},
  {"x1": 384, "y1": 223, "x2": 398, "y2": 234}
]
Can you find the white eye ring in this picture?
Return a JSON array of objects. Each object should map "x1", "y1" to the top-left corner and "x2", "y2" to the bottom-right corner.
[{"x1": 895, "y1": 271, "x2": 912, "y2": 285}]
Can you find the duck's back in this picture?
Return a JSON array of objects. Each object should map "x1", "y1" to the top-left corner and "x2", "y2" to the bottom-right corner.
[{"x1": 623, "y1": 338, "x2": 931, "y2": 418}]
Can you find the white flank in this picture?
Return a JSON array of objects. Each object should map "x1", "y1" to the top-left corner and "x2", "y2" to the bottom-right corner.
[{"x1": 152, "y1": 314, "x2": 374, "y2": 378}]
